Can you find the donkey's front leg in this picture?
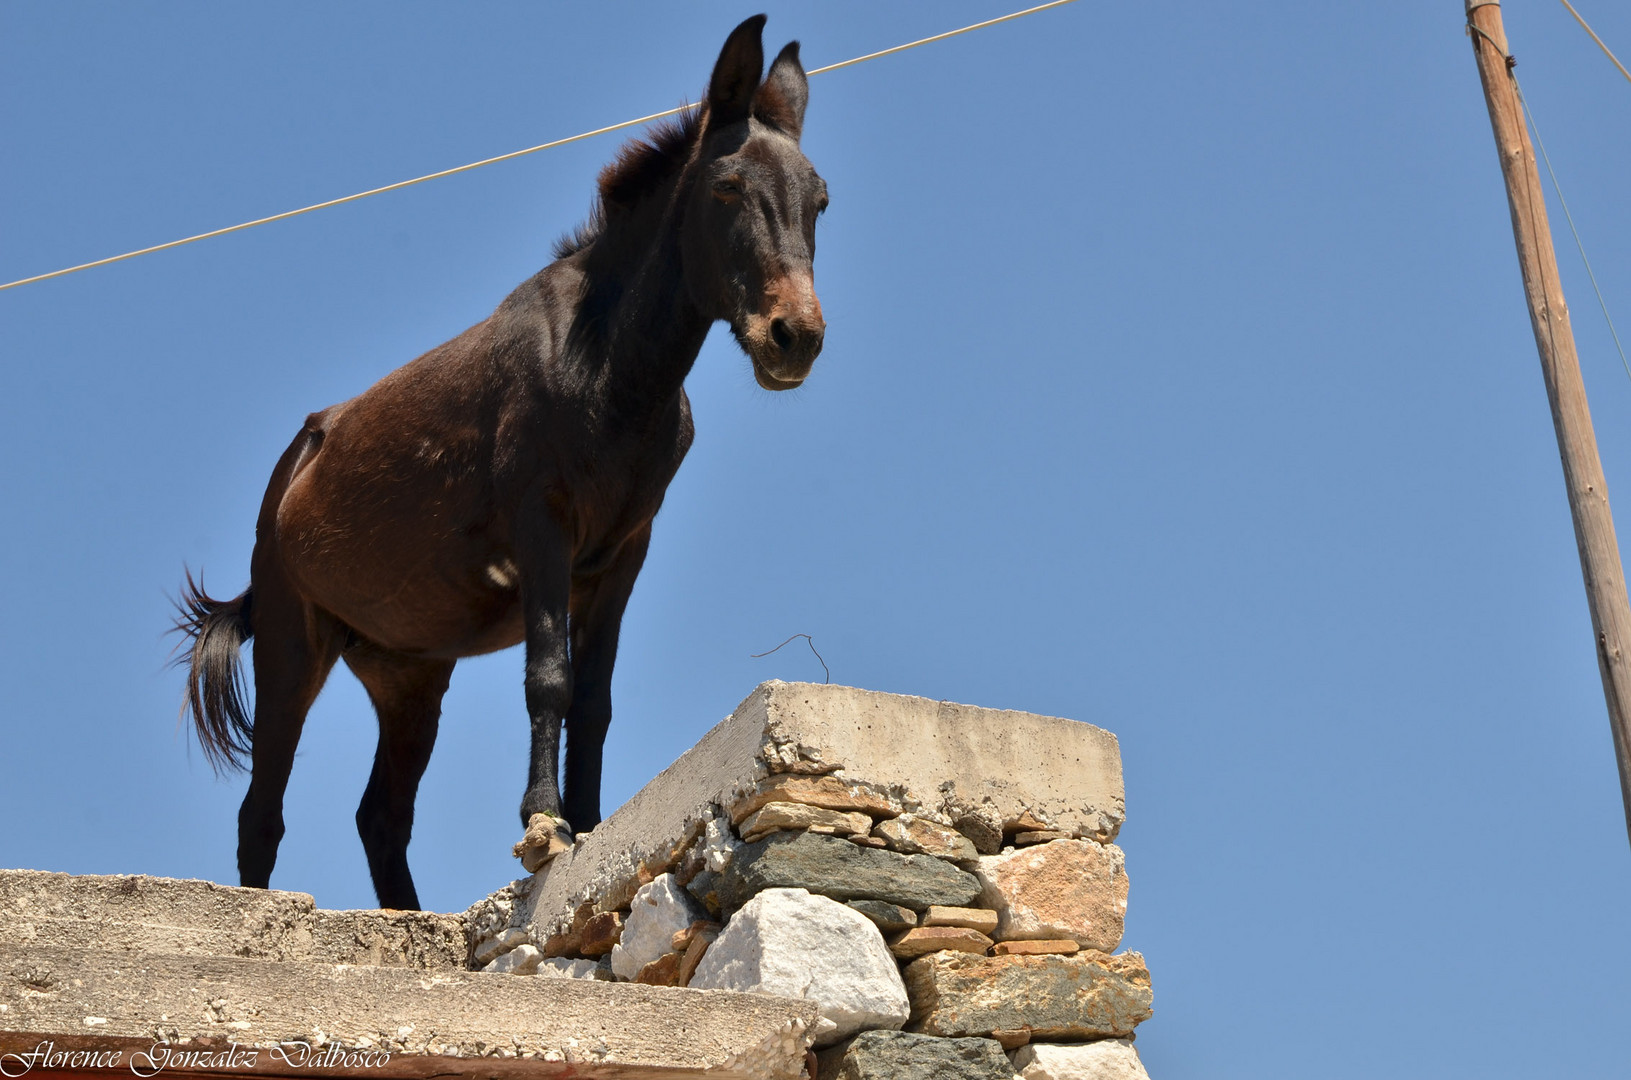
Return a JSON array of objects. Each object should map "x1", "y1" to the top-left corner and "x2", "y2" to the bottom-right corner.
[
  {"x1": 563, "y1": 525, "x2": 652, "y2": 833},
  {"x1": 512, "y1": 522, "x2": 576, "y2": 873}
]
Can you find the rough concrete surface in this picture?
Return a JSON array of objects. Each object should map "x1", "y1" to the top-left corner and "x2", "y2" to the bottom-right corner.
[
  {"x1": 309, "y1": 908, "x2": 468, "y2": 970},
  {"x1": 0, "y1": 944, "x2": 817, "y2": 1079},
  {"x1": 0, "y1": 870, "x2": 465, "y2": 970},
  {"x1": 0, "y1": 870, "x2": 317, "y2": 962},
  {"x1": 523, "y1": 682, "x2": 1123, "y2": 942},
  {"x1": 746, "y1": 683, "x2": 1123, "y2": 840}
]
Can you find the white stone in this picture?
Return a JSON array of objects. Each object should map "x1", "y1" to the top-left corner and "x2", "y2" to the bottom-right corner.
[
  {"x1": 481, "y1": 943, "x2": 541, "y2": 975},
  {"x1": 702, "y1": 815, "x2": 742, "y2": 872},
  {"x1": 535, "y1": 957, "x2": 601, "y2": 980},
  {"x1": 1011, "y1": 1040, "x2": 1150, "y2": 1080},
  {"x1": 689, "y1": 887, "x2": 909, "y2": 1047},
  {"x1": 610, "y1": 874, "x2": 704, "y2": 981},
  {"x1": 472, "y1": 927, "x2": 530, "y2": 967}
]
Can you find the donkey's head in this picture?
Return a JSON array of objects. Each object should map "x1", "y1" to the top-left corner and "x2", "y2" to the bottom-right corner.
[{"x1": 683, "y1": 16, "x2": 827, "y2": 391}]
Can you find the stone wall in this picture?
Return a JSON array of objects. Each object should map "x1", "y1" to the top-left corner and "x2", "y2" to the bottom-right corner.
[
  {"x1": 0, "y1": 682, "x2": 1154, "y2": 1080},
  {"x1": 467, "y1": 682, "x2": 1155, "y2": 1080}
]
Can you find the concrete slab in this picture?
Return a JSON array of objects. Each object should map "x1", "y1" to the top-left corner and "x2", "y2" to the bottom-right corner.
[
  {"x1": 0, "y1": 871, "x2": 466, "y2": 970},
  {"x1": 515, "y1": 682, "x2": 1123, "y2": 942},
  {"x1": 0, "y1": 944, "x2": 817, "y2": 1079}
]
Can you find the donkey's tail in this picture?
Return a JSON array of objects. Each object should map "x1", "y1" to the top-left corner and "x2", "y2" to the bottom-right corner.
[{"x1": 173, "y1": 569, "x2": 254, "y2": 774}]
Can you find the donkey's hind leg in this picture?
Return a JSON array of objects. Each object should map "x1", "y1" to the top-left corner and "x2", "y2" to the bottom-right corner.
[
  {"x1": 237, "y1": 579, "x2": 344, "y2": 890},
  {"x1": 344, "y1": 644, "x2": 454, "y2": 911}
]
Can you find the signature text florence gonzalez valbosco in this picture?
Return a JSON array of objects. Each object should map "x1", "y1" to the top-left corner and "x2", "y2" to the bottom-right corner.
[{"x1": 1, "y1": 1040, "x2": 393, "y2": 1076}]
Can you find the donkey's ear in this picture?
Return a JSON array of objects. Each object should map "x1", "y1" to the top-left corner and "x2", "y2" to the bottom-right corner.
[
  {"x1": 754, "y1": 42, "x2": 808, "y2": 140},
  {"x1": 707, "y1": 15, "x2": 766, "y2": 128}
]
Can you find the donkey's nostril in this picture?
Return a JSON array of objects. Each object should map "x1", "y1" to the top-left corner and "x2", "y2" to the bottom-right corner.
[{"x1": 770, "y1": 318, "x2": 794, "y2": 353}]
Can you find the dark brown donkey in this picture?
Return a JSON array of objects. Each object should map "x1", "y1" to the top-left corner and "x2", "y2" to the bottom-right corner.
[{"x1": 174, "y1": 15, "x2": 826, "y2": 910}]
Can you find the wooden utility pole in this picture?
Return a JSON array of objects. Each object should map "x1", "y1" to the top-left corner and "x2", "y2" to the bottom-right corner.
[{"x1": 1466, "y1": 0, "x2": 1631, "y2": 848}]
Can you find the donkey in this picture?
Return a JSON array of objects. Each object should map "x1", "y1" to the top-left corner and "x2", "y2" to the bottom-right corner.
[{"x1": 175, "y1": 15, "x2": 826, "y2": 910}]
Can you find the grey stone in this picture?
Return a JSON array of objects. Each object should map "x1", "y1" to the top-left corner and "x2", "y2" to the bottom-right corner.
[
  {"x1": 1011, "y1": 1039, "x2": 1151, "y2": 1080},
  {"x1": 846, "y1": 899, "x2": 918, "y2": 933},
  {"x1": 718, "y1": 831, "x2": 982, "y2": 914},
  {"x1": 689, "y1": 888, "x2": 908, "y2": 1047},
  {"x1": 817, "y1": 1030, "x2": 1015, "y2": 1080},
  {"x1": 686, "y1": 867, "x2": 724, "y2": 916},
  {"x1": 0, "y1": 943, "x2": 818, "y2": 1078}
]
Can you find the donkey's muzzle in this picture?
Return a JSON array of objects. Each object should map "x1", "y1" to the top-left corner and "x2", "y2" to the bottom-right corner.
[
  {"x1": 769, "y1": 315, "x2": 824, "y2": 366},
  {"x1": 747, "y1": 272, "x2": 824, "y2": 390}
]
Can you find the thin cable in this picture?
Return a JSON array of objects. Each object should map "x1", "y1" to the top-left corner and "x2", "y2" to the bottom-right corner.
[
  {"x1": 750, "y1": 634, "x2": 830, "y2": 683},
  {"x1": 803, "y1": 0, "x2": 1077, "y2": 77},
  {"x1": 0, "y1": 106, "x2": 695, "y2": 294},
  {"x1": 0, "y1": 0, "x2": 1080, "y2": 294},
  {"x1": 1517, "y1": 75, "x2": 1631, "y2": 384},
  {"x1": 1559, "y1": 0, "x2": 1631, "y2": 88}
]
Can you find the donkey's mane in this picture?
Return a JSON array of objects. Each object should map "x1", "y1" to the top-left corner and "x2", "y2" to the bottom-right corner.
[{"x1": 553, "y1": 105, "x2": 704, "y2": 260}]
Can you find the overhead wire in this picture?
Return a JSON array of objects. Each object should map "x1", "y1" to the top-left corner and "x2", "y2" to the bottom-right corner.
[
  {"x1": 1473, "y1": 7, "x2": 1631, "y2": 389},
  {"x1": 0, "y1": 0, "x2": 1080, "y2": 293},
  {"x1": 1516, "y1": 78, "x2": 1631, "y2": 385},
  {"x1": 1513, "y1": 3, "x2": 1631, "y2": 385},
  {"x1": 1558, "y1": 0, "x2": 1631, "y2": 88}
]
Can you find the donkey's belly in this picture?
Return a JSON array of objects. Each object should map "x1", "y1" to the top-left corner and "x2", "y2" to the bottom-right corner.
[
  {"x1": 334, "y1": 573, "x2": 525, "y2": 659},
  {"x1": 292, "y1": 539, "x2": 525, "y2": 657},
  {"x1": 274, "y1": 453, "x2": 525, "y2": 658}
]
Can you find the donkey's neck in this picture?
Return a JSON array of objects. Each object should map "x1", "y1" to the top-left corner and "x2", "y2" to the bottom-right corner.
[{"x1": 572, "y1": 201, "x2": 709, "y2": 418}]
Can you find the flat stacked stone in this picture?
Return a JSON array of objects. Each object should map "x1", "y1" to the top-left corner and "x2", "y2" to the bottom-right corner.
[
  {"x1": 1011, "y1": 1038, "x2": 1152, "y2": 1080},
  {"x1": 904, "y1": 951, "x2": 1153, "y2": 1040},
  {"x1": 716, "y1": 831, "x2": 982, "y2": 914}
]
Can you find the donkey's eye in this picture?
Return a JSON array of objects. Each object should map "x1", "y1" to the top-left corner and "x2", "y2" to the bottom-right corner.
[{"x1": 712, "y1": 177, "x2": 745, "y2": 202}]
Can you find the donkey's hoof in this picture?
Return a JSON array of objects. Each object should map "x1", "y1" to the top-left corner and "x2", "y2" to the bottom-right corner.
[{"x1": 513, "y1": 813, "x2": 574, "y2": 873}]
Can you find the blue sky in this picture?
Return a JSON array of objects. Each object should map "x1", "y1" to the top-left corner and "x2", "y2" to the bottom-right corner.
[{"x1": 4, "y1": 2, "x2": 1631, "y2": 1076}]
